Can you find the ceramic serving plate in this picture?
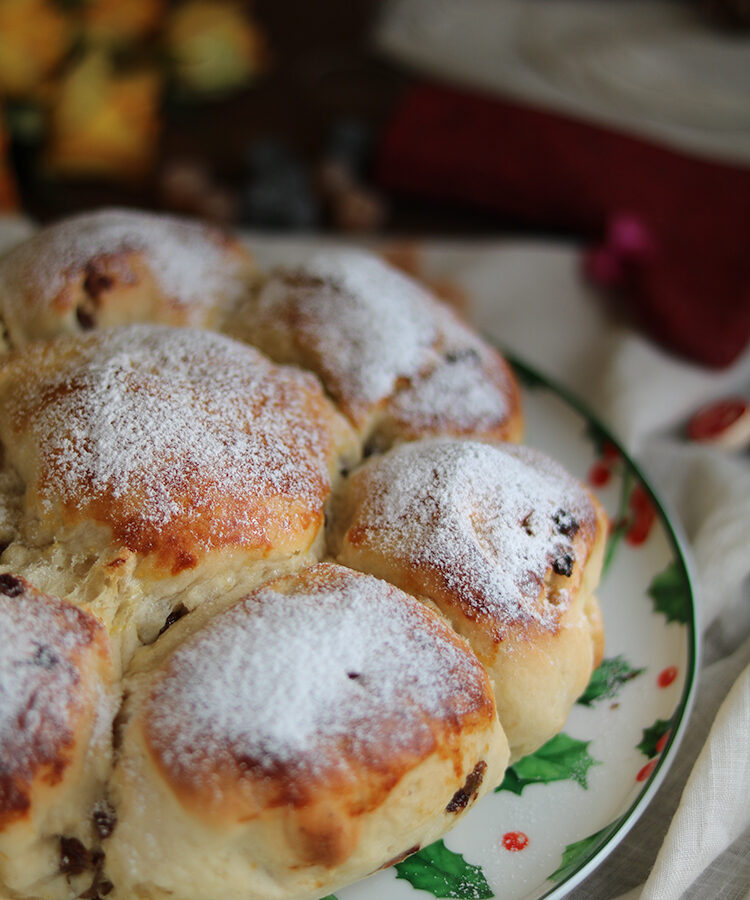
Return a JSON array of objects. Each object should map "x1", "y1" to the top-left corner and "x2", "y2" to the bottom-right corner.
[{"x1": 322, "y1": 356, "x2": 698, "y2": 900}]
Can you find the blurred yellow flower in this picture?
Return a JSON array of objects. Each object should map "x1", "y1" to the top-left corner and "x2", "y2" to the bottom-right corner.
[
  {"x1": 0, "y1": 0, "x2": 71, "y2": 97},
  {"x1": 166, "y1": 0, "x2": 266, "y2": 96},
  {"x1": 45, "y1": 51, "x2": 161, "y2": 181},
  {"x1": 83, "y1": 0, "x2": 165, "y2": 44}
]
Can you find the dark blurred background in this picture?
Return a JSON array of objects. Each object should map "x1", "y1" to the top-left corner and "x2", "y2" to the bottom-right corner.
[
  {"x1": 1, "y1": 0, "x2": 746, "y2": 232},
  {"x1": 0, "y1": 0, "x2": 503, "y2": 232},
  {"x1": 1, "y1": 0, "x2": 749, "y2": 366}
]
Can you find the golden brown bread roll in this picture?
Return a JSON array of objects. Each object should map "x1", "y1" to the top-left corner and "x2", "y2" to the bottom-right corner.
[
  {"x1": 0, "y1": 575, "x2": 117, "y2": 900},
  {"x1": 0, "y1": 208, "x2": 255, "y2": 347},
  {"x1": 330, "y1": 438, "x2": 607, "y2": 761},
  {"x1": 234, "y1": 248, "x2": 522, "y2": 446},
  {"x1": 0, "y1": 209, "x2": 608, "y2": 900},
  {"x1": 0, "y1": 324, "x2": 358, "y2": 666},
  {"x1": 105, "y1": 563, "x2": 508, "y2": 900}
]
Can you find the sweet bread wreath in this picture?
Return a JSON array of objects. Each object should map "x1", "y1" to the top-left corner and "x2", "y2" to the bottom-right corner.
[{"x1": 0, "y1": 210, "x2": 605, "y2": 900}]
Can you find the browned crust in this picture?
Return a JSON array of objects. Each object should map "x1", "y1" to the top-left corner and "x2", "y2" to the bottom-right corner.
[
  {"x1": 139, "y1": 566, "x2": 497, "y2": 833},
  {"x1": 0, "y1": 576, "x2": 109, "y2": 829},
  {"x1": 54, "y1": 251, "x2": 149, "y2": 332},
  {"x1": 377, "y1": 844, "x2": 421, "y2": 871},
  {"x1": 378, "y1": 346, "x2": 522, "y2": 446},
  {"x1": 255, "y1": 269, "x2": 523, "y2": 444},
  {"x1": 142, "y1": 703, "x2": 493, "y2": 866},
  {"x1": 343, "y1": 494, "x2": 601, "y2": 645},
  {"x1": 267, "y1": 272, "x2": 370, "y2": 426},
  {"x1": 4, "y1": 216, "x2": 253, "y2": 340},
  {"x1": 0, "y1": 337, "x2": 346, "y2": 575},
  {"x1": 63, "y1": 471, "x2": 326, "y2": 576}
]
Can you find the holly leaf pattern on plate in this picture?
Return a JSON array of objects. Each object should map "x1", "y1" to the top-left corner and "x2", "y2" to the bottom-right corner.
[
  {"x1": 318, "y1": 896, "x2": 338, "y2": 900},
  {"x1": 394, "y1": 840, "x2": 493, "y2": 898},
  {"x1": 495, "y1": 733, "x2": 599, "y2": 795},
  {"x1": 549, "y1": 820, "x2": 622, "y2": 883},
  {"x1": 602, "y1": 465, "x2": 635, "y2": 575},
  {"x1": 637, "y1": 719, "x2": 672, "y2": 758},
  {"x1": 584, "y1": 420, "x2": 612, "y2": 459},
  {"x1": 648, "y1": 560, "x2": 690, "y2": 624},
  {"x1": 577, "y1": 656, "x2": 645, "y2": 707}
]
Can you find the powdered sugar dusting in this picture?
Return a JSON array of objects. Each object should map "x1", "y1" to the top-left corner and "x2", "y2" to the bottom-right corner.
[
  {"x1": 145, "y1": 564, "x2": 491, "y2": 782},
  {"x1": 0, "y1": 585, "x2": 98, "y2": 782},
  {"x1": 6, "y1": 325, "x2": 342, "y2": 553},
  {"x1": 388, "y1": 349, "x2": 510, "y2": 432},
  {"x1": 342, "y1": 439, "x2": 596, "y2": 629},
  {"x1": 0, "y1": 208, "x2": 249, "y2": 319},
  {"x1": 256, "y1": 249, "x2": 441, "y2": 417}
]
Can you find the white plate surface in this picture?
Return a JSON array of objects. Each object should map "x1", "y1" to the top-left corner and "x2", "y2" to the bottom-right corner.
[{"x1": 324, "y1": 357, "x2": 698, "y2": 900}]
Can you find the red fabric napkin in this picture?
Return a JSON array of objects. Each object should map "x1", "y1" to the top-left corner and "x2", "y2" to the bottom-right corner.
[{"x1": 377, "y1": 81, "x2": 750, "y2": 368}]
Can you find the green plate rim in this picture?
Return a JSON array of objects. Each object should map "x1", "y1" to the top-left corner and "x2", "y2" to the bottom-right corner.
[{"x1": 502, "y1": 350, "x2": 700, "y2": 899}]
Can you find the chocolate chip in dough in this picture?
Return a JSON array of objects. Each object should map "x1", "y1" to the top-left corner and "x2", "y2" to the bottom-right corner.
[
  {"x1": 158, "y1": 603, "x2": 189, "y2": 637},
  {"x1": 93, "y1": 801, "x2": 117, "y2": 839},
  {"x1": 30, "y1": 645, "x2": 59, "y2": 668},
  {"x1": 552, "y1": 553, "x2": 575, "y2": 577},
  {"x1": 553, "y1": 508, "x2": 579, "y2": 537},
  {"x1": 59, "y1": 836, "x2": 90, "y2": 876},
  {"x1": 0, "y1": 573, "x2": 23, "y2": 596},
  {"x1": 446, "y1": 760, "x2": 487, "y2": 813}
]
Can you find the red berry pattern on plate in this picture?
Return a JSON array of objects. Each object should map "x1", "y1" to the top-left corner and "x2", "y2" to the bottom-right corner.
[
  {"x1": 587, "y1": 440, "x2": 620, "y2": 488},
  {"x1": 585, "y1": 428, "x2": 658, "y2": 571},
  {"x1": 625, "y1": 484, "x2": 656, "y2": 546},
  {"x1": 654, "y1": 731, "x2": 671, "y2": 755},
  {"x1": 634, "y1": 719, "x2": 674, "y2": 782},
  {"x1": 638, "y1": 719, "x2": 673, "y2": 758},
  {"x1": 502, "y1": 832, "x2": 529, "y2": 852},
  {"x1": 658, "y1": 666, "x2": 678, "y2": 688},
  {"x1": 636, "y1": 759, "x2": 659, "y2": 782},
  {"x1": 588, "y1": 460, "x2": 611, "y2": 487}
]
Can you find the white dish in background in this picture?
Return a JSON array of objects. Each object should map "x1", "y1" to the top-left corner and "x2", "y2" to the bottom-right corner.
[{"x1": 377, "y1": 0, "x2": 750, "y2": 164}]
